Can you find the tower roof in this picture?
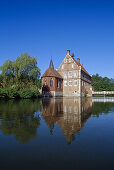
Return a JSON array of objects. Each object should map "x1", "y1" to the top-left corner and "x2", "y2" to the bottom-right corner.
[
  {"x1": 42, "y1": 68, "x2": 63, "y2": 79},
  {"x1": 49, "y1": 57, "x2": 54, "y2": 69}
]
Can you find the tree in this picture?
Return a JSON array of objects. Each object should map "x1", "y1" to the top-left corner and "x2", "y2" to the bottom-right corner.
[
  {"x1": 13, "y1": 53, "x2": 40, "y2": 81},
  {"x1": 0, "y1": 53, "x2": 41, "y2": 89},
  {"x1": 92, "y1": 74, "x2": 114, "y2": 91}
]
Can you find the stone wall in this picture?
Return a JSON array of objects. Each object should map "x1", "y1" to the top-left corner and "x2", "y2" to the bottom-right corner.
[{"x1": 57, "y1": 53, "x2": 81, "y2": 96}]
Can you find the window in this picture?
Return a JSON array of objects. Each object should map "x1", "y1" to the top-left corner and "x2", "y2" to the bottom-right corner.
[
  {"x1": 82, "y1": 81, "x2": 84, "y2": 86},
  {"x1": 44, "y1": 79, "x2": 47, "y2": 85},
  {"x1": 69, "y1": 106, "x2": 72, "y2": 113},
  {"x1": 50, "y1": 105, "x2": 53, "y2": 115},
  {"x1": 74, "y1": 117, "x2": 78, "y2": 122},
  {"x1": 69, "y1": 58, "x2": 71, "y2": 62},
  {"x1": 74, "y1": 107, "x2": 77, "y2": 114},
  {"x1": 64, "y1": 58, "x2": 67, "y2": 63},
  {"x1": 64, "y1": 72, "x2": 67, "y2": 78},
  {"x1": 64, "y1": 80, "x2": 67, "y2": 86},
  {"x1": 64, "y1": 105, "x2": 67, "y2": 113},
  {"x1": 62, "y1": 65, "x2": 64, "y2": 69},
  {"x1": 69, "y1": 115, "x2": 71, "y2": 120},
  {"x1": 60, "y1": 80, "x2": 62, "y2": 88},
  {"x1": 74, "y1": 71, "x2": 77, "y2": 78},
  {"x1": 69, "y1": 72, "x2": 72, "y2": 78},
  {"x1": 72, "y1": 64, "x2": 74, "y2": 69},
  {"x1": 64, "y1": 115, "x2": 67, "y2": 120},
  {"x1": 69, "y1": 80, "x2": 72, "y2": 86},
  {"x1": 50, "y1": 78, "x2": 53, "y2": 88},
  {"x1": 57, "y1": 79, "x2": 59, "y2": 88},
  {"x1": 74, "y1": 80, "x2": 77, "y2": 86}
]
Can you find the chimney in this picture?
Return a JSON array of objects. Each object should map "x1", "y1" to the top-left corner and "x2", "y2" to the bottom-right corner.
[
  {"x1": 67, "y1": 50, "x2": 70, "y2": 55},
  {"x1": 77, "y1": 58, "x2": 80, "y2": 64},
  {"x1": 72, "y1": 53, "x2": 74, "y2": 58}
]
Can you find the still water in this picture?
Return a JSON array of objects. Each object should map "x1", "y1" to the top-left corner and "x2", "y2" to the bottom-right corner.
[{"x1": 0, "y1": 97, "x2": 114, "y2": 170}]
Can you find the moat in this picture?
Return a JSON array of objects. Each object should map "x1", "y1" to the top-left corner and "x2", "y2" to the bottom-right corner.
[{"x1": 0, "y1": 97, "x2": 114, "y2": 170}]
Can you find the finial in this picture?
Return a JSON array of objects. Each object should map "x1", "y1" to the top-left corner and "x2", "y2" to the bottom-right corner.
[{"x1": 49, "y1": 56, "x2": 54, "y2": 69}]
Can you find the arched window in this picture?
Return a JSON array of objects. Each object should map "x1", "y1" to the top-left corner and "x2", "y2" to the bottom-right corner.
[
  {"x1": 60, "y1": 80, "x2": 62, "y2": 88},
  {"x1": 57, "y1": 79, "x2": 59, "y2": 88},
  {"x1": 44, "y1": 79, "x2": 47, "y2": 85},
  {"x1": 50, "y1": 78, "x2": 53, "y2": 88}
]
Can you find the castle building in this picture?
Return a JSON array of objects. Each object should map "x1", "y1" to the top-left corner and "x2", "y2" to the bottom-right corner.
[
  {"x1": 42, "y1": 50, "x2": 92, "y2": 97},
  {"x1": 42, "y1": 57, "x2": 63, "y2": 97}
]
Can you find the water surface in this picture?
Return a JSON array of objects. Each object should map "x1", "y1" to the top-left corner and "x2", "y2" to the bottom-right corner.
[{"x1": 0, "y1": 97, "x2": 114, "y2": 170}]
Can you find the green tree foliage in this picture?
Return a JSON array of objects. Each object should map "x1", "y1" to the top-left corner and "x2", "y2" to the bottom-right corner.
[
  {"x1": 13, "y1": 53, "x2": 40, "y2": 81},
  {"x1": 92, "y1": 74, "x2": 114, "y2": 91},
  {"x1": 0, "y1": 53, "x2": 41, "y2": 90}
]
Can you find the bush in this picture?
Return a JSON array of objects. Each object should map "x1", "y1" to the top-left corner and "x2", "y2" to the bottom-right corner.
[
  {"x1": 18, "y1": 88, "x2": 40, "y2": 99},
  {"x1": 18, "y1": 88, "x2": 33, "y2": 99},
  {"x1": 0, "y1": 88, "x2": 19, "y2": 99},
  {"x1": 84, "y1": 90, "x2": 88, "y2": 97},
  {"x1": 0, "y1": 88, "x2": 7, "y2": 99},
  {"x1": 0, "y1": 88, "x2": 40, "y2": 99},
  {"x1": 7, "y1": 88, "x2": 19, "y2": 99},
  {"x1": 31, "y1": 89, "x2": 40, "y2": 98}
]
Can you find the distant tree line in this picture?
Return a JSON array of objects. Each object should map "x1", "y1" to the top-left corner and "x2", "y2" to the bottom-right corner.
[
  {"x1": 0, "y1": 53, "x2": 41, "y2": 99},
  {"x1": 92, "y1": 74, "x2": 114, "y2": 91}
]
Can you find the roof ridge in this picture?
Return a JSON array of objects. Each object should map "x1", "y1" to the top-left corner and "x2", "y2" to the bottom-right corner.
[{"x1": 71, "y1": 56, "x2": 90, "y2": 76}]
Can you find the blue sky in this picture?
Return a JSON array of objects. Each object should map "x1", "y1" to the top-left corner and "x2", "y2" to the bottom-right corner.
[{"x1": 0, "y1": 0, "x2": 114, "y2": 78}]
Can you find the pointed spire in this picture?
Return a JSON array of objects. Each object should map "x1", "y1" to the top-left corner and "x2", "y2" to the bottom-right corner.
[{"x1": 49, "y1": 56, "x2": 54, "y2": 69}]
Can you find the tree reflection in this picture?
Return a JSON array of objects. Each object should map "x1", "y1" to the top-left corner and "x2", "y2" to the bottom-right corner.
[
  {"x1": 0, "y1": 99, "x2": 41, "y2": 143},
  {"x1": 92, "y1": 102, "x2": 114, "y2": 117}
]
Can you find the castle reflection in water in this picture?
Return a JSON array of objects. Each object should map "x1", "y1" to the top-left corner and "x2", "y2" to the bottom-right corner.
[{"x1": 41, "y1": 97, "x2": 92, "y2": 144}]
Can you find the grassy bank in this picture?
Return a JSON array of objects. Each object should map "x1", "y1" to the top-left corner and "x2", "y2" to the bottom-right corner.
[{"x1": 93, "y1": 94, "x2": 114, "y2": 97}]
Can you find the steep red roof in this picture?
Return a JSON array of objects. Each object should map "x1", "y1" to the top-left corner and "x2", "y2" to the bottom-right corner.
[
  {"x1": 42, "y1": 68, "x2": 63, "y2": 79},
  {"x1": 71, "y1": 57, "x2": 91, "y2": 76}
]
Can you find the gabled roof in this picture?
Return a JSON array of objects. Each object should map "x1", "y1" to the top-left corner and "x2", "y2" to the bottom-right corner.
[
  {"x1": 42, "y1": 68, "x2": 63, "y2": 79},
  {"x1": 71, "y1": 56, "x2": 91, "y2": 77}
]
